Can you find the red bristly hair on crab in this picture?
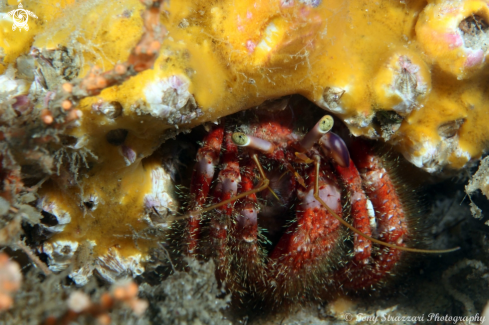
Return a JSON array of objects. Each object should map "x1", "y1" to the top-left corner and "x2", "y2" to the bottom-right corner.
[
  {"x1": 332, "y1": 140, "x2": 411, "y2": 289},
  {"x1": 178, "y1": 102, "x2": 458, "y2": 305}
]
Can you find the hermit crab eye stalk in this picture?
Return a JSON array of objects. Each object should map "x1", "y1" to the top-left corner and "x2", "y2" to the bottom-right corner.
[
  {"x1": 299, "y1": 115, "x2": 334, "y2": 150},
  {"x1": 231, "y1": 132, "x2": 274, "y2": 153}
]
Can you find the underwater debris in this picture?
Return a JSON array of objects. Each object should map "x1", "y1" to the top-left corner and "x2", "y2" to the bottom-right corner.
[
  {"x1": 442, "y1": 259, "x2": 488, "y2": 317},
  {"x1": 466, "y1": 156, "x2": 489, "y2": 220},
  {"x1": 139, "y1": 258, "x2": 231, "y2": 325},
  {"x1": 46, "y1": 280, "x2": 148, "y2": 325},
  {"x1": 0, "y1": 266, "x2": 148, "y2": 325}
]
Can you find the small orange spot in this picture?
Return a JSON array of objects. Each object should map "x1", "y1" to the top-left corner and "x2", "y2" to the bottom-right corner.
[
  {"x1": 0, "y1": 294, "x2": 13, "y2": 311},
  {"x1": 115, "y1": 64, "x2": 127, "y2": 75},
  {"x1": 42, "y1": 115, "x2": 53, "y2": 125},
  {"x1": 100, "y1": 293, "x2": 113, "y2": 309},
  {"x1": 96, "y1": 314, "x2": 111, "y2": 325},
  {"x1": 62, "y1": 100, "x2": 72, "y2": 110},
  {"x1": 96, "y1": 77, "x2": 107, "y2": 88},
  {"x1": 43, "y1": 316, "x2": 57, "y2": 325},
  {"x1": 327, "y1": 296, "x2": 356, "y2": 315},
  {"x1": 125, "y1": 282, "x2": 139, "y2": 298},
  {"x1": 66, "y1": 109, "x2": 82, "y2": 122},
  {"x1": 113, "y1": 287, "x2": 126, "y2": 300},
  {"x1": 150, "y1": 40, "x2": 161, "y2": 52},
  {"x1": 62, "y1": 83, "x2": 73, "y2": 93},
  {"x1": 92, "y1": 66, "x2": 102, "y2": 74}
]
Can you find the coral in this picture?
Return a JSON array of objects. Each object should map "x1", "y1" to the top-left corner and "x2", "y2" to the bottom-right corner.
[
  {"x1": 7, "y1": 0, "x2": 484, "y2": 174},
  {"x1": 416, "y1": 1, "x2": 489, "y2": 80}
]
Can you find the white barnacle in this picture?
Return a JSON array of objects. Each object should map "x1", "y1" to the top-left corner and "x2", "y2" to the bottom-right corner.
[{"x1": 144, "y1": 75, "x2": 193, "y2": 118}]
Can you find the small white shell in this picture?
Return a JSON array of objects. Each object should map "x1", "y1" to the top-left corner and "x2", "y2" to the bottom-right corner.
[
  {"x1": 95, "y1": 248, "x2": 145, "y2": 283},
  {"x1": 41, "y1": 240, "x2": 79, "y2": 272},
  {"x1": 37, "y1": 197, "x2": 72, "y2": 233},
  {"x1": 144, "y1": 75, "x2": 193, "y2": 118},
  {"x1": 143, "y1": 165, "x2": 178, "y2": 227}
]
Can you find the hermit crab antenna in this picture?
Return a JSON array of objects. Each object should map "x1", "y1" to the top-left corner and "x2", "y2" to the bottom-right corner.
[
  {"x1": 232, "y1": 132, "x2": 274, "y2": 154},
  {"x1": 299, "y1": 115, "x2": 334, "y2": 151},
  {"x1": 319, "y1": 132, "x2": 350, "y2": 167},
  {"x1": 312, "y1": 157, "x2": 460, "y2": 254}
]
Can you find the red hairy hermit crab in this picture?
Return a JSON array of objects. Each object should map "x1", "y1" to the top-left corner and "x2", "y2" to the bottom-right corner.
[{"x1": 178, "y1": 100, "x2": 457, "y2": 304}]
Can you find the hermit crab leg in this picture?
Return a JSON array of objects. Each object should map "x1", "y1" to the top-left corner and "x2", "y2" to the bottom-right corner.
[
  {"x1": 216, "y1": 132, "x2": 241, "y2": 208},
  {"x1": 180, "y1": 133, "x2": 270, "y2": 226},
  {"x1": 191, "y1": 155, "x2": 270, "y2": 215},
  {"x1": 190, "y1": 151, "x2": 269, "y2": 286},
  {"x1": 267, "y1": 159, "x2": 344, "y2": 296},
  {"x1": 209, "y1": 132, "x2": 242, "y2": 280},
  {"x1": 312, "y1": 156, "x2": 459, "y2": 254},
  {"x1": 229, "y1": 159, "x2": 268, "y2": 292},
  {"x1": 235, "y1": 162, "x2": 259, "y2": 243},
  {"x1": 333, "y1": 157, "x2": 374, "y2": 264},
  {"x1": 187, "y1": 126, "x2": 224, "y2": 254}
]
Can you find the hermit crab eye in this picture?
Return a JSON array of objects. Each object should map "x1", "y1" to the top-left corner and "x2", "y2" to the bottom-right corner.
[
  {"x1": 232, "y1": 132, "x2": 250, "y2": 146},
  {"x1": 232, "y1": 132, "x2": 273, "y2": 153},
  {"x1": 318, "y1": 115, "x2": 334, "y2": 133},
  {"x1": 299, "y1": 115, "x2": 334, "y2": 150}
]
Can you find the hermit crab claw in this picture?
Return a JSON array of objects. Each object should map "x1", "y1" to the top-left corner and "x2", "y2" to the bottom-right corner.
[
  {"x1": 232, "y1": 132, "x2": 274, "y2": 153},
  {"x1": 299, "y1": 115, "x2": 334, "y2": 150},
  {"x1": 319, "y1": 132, "x2": 350, "y2": 167}
]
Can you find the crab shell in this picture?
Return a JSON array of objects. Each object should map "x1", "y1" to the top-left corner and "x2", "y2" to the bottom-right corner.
[{"x1": 183, "y1": 107, "x2": 410, "y2": 303}]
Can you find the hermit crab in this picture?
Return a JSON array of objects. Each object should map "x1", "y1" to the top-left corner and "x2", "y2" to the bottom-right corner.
[{"x1": 178, "y1": 98, "x2": 457, "y2": 304}]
